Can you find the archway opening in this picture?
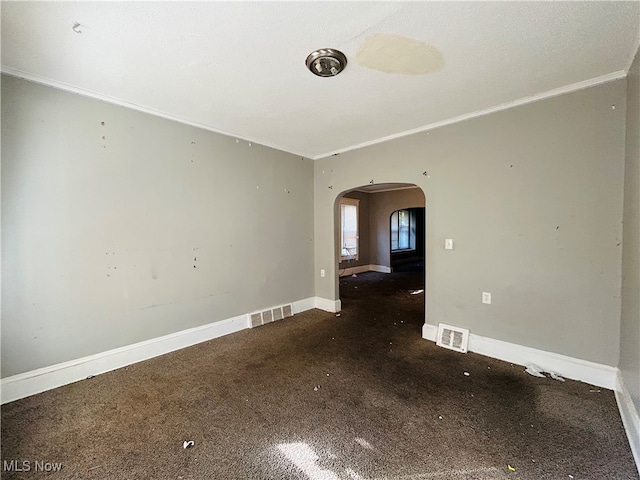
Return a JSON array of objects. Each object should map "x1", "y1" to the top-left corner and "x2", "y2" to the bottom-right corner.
[{"x1": 334, "y1": 183, "x2": 426, "y2": 331}]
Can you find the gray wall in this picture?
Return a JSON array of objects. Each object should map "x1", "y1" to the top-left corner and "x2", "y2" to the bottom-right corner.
[
  {"x1": 314, "y1": 79, "x2": 626, "y2": 366},
  {"x1": 1, "y1": 72, "x2": 632, "y2": 378},
  {"x1": 369, "y1": 188, "x2": 425, "y2": 268},
  {"x1": 338, "y1": 191, "x2": 370, "y2": 269},
  {"x1": 621, "y1": 47, "x2": 640, "y2": 415},
  {"x1": 1, "y1": 75, "x2": 315, "y2": 377}
]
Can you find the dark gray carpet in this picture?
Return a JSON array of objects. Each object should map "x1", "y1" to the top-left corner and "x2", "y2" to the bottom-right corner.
[{"x1": 1, "y1": 271, "x2": 637, "y2": 479}]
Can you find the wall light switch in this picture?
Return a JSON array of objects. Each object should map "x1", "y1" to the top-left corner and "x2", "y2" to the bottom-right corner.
[
  {"x1": 320, "y1": 269, "x2": 325, "y2": 278},
  {"x1": 445, "y1": 238, "x2": 453, "y2": 250},
  {"x1": 482, "y1": 292, "x2": 491, "y2": 304}
]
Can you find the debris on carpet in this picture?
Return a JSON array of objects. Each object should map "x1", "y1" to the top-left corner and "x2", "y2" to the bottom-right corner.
[
  {"x1": 549, "y1": 371, "x2": 565, "y2": 382},
  {"x1": 524, "y1": 364, "x2": 546, "y2": 378}
]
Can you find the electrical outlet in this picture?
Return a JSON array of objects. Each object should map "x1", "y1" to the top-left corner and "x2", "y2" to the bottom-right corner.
[
  {"x1": 320, "y1": 269, "x2": 325, "y2": 278},
  {"x1": 445, "y1": 238, "x2": 453, "y2": 250},
  {"x1": 482, "y1": 292, "x2": 491, "y2": 304}
]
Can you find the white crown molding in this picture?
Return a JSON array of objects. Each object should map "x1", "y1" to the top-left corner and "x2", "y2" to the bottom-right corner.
[
  {"x1": 422, "y1": 323, "x2": 617, "y2": 390},
  {"x1": 312, "y1": 70, "x2": 627, "y2": 160},
  {"x1": 2, "y1": 66, "x2": 627, "y2": 163},
  {"x1": 625, "y1": 34, "x2": 640, "y2": 74},
  {"x1": 0, "y1": 66, "x2": 312, "y2": 160}
]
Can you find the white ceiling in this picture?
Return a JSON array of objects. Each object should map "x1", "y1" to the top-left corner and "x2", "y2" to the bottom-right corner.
[{"x1": 2, "y1": 2, "x2": 639, "y2": 159}]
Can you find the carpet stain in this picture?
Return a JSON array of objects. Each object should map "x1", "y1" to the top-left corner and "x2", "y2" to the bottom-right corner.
[{"x1": 1, "y1": 270, "x2": 636, "y2": 479}]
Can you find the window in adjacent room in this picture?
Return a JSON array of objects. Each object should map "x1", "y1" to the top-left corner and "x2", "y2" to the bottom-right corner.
[
  {"x1": 391, "y1": 209, "x2": 416, "y2": 252},
  {"x1": 340, "y1": 197, "x2": 359, "y2": 260}
]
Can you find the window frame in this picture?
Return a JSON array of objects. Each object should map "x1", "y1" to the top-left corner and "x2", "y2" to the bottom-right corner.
[
  {"x1": 390, "y1": 209, "x2": 416, "y2": 253},
  {"x1": 340, "y1": 197, "x2": 360, "y2": 261}
]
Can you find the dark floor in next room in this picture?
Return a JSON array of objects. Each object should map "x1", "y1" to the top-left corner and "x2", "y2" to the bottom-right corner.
[{"x1": 1, "y1": 271, "x2": 637, "y2": 479}]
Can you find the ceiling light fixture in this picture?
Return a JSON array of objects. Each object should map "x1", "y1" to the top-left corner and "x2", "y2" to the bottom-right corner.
[{"x1": 305, "y1": 49, "x2": 347, "y2": 77}]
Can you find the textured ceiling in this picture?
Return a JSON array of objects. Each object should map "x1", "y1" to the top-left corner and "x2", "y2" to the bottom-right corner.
[{"x1": 2, "y1": 1, "x2": 639, "y2": 159}]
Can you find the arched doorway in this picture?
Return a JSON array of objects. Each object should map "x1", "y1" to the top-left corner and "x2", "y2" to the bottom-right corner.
[{"x1": 334, "y1": 183, "x2": 426, "y2": 327}]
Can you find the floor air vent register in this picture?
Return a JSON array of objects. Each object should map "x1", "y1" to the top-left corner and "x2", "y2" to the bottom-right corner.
[
  {"x1": 436, "y1": 323, "x2": 470, "y2": 353},
  {"x1": 249, "y1": 304, "x2": 294, "y2": 328}
]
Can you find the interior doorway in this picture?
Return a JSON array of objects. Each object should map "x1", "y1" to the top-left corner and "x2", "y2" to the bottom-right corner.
[{"x1": 334, "y1": 183, "x2": 426, "y2": 326}]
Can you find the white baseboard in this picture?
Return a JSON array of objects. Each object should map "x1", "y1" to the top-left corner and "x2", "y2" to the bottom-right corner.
[
  {"x1": 292, "y1": 297, "x2": 316, "y2": 314},
  {"x1": 370, "y1": 264, "x2": 392, "y2": 274},
  {"x1": 295, "y1": 297, "x2": 341, "y2": 313},
  {"x1": 1, "y1": 298, "x2": 318, "y2": 405},
  {"x1": 339, "y1": 264, "x2": 391, "y2": 277},
  {"x1": 421, "y1": 323, "x2": 617, "y2": 389},
  {"x1": 314, "y1": 297, "x2": 341, "y2": 313},
  {"x1": 615, "y1": 370, "x2": 640, "y2": 474},
  {"x1": 339, "y1": 264, "x2": 371, "y2": 277},
  {"x1": 422, "y1": 323, "x2": 438, "y2": 341}
]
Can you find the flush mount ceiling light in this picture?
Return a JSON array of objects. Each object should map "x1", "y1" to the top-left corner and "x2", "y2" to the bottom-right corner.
[{"x1": 305, "y1": 48, "x2": 347, "y2": 77}]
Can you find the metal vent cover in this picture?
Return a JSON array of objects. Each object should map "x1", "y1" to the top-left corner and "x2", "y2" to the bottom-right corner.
[
  {"x1": 436, "y1": 323, "x2": 469, "y2": 353},
  {"x1": 250, "y1": 312, "x2": 263, "y2": 328},
  {"x1": 262, "y1": 309, "x2": 274, "y2": 324},
  {"x1": 249, "y1": 304, "x2": 295, "y2": 329}
]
